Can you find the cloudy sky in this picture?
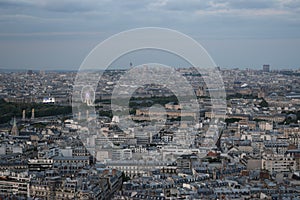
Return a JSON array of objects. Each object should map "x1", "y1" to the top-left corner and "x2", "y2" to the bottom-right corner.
[{"x1": 0, "y1": 0, "x2": 300, "y2": 70}]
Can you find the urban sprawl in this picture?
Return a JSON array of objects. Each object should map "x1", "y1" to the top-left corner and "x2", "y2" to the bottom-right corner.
[{"x1": 0, "y1": 65, "x2": 300, "y2": 199}]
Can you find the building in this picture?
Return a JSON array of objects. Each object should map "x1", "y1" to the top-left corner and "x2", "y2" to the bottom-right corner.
[
  {"x1": 107, "y1": 160, "x2": 168, "y2": 178},
  {"x1": 262, "y1": 153, "x2": 295, "y2": 174},
  {"x1": 263, "y1": 64, "x2": 270, "y2": 72},
  {"x1": 176, "y1": 154, "x2": 199, "y2": 173},
  {"x1": 28, "y1": 158, "x2": 53, "y2": 171},
  {"x1": 29, "y1": 168, "x2": 122, "y2": 200},
  {"x1": 11, "y1": 117, "x2": 19, "y2": 136},
  {"x1": 43, "y1": 97, "x2": 56, "y2": 104},
  {"x1": 0, "y1": 171, "x2": 30, "y2": 198},
  {"x1": 53, "y1": 156, "x2": 91, "y2": 167}
]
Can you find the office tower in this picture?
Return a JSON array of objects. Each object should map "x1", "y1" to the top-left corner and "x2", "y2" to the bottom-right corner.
[{"x1": 263, "y1": 64, "x2": 270, "y2": 72}]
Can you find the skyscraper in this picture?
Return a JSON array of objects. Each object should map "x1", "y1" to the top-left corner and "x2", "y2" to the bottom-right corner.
[{"x1": 263, "y1": 64, "x2": 270, "y2": 72}]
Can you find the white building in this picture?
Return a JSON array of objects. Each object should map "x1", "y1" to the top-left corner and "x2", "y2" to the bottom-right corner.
[
  {"x1": 42, "y1": 97, "x2": 55, "y2": 103},
  {"x1": 107, "y1": 160, "x2": 168, "y2": 178},
  {"x1": 262, "y1": 153, "x2": 296, "y2": 174}
]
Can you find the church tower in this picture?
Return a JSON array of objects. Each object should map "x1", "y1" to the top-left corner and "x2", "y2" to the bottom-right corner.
[{"x1": 11, "y1": 117, "x2": 19, "y2": 136}]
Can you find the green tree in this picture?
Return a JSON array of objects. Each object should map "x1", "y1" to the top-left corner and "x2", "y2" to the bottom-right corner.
[{"x1": 259, "y1": 98, "x2": 269, "y2": 107}]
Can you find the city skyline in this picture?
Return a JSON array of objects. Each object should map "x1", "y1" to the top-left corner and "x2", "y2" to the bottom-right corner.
[
  {"x1": 0, "y1": 0, "x2": 300, "y2": 70},
  {"x1": 0, "y1": 67, "x2": 300, "y2": 199},
  {"x1": 1, "y1": 1, "x2": 300, "y2": 199}
]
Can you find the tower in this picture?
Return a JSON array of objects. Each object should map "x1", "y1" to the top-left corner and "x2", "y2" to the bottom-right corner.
[
  {"x1": 22, "y1": 110, "x2": 26, "y2": 121},
  {"x1": 263, "y1": 64, "x2": 270, "y2": 72},
  {"x1": 11, "y1": 117, "x2": 19, "y2": 136},
  {"x1": 31, "y1": 108, "x2": 35, "y2": 120},
  {"x1": 78, "y1": 112, "x2": 81, "y2": 120}
]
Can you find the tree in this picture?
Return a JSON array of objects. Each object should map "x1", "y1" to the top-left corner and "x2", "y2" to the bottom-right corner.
[
  {"x1": 121, "y1": 172, "x2": 131, "y2": 182},
  {"x1": 259, "y1": 98, "x2": 269, "y2": 107}
]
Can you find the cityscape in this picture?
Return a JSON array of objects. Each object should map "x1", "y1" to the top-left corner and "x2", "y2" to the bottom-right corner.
[
  {"x1": 1, "y1": 0, "x2": 300, "y2": 199},
  {"x1": 0, "y1": 65, "x2": 299, "y2": 199}
]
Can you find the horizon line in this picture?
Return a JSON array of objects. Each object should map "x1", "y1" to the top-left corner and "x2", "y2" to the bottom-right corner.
[{"x1": 0, "y1": 66, "x2": 299, "y2": 72}]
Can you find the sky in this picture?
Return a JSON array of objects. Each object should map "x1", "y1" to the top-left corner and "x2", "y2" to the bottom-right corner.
[{"x1": 0, "y1": 0, "x2": 300, "y2": 70}]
